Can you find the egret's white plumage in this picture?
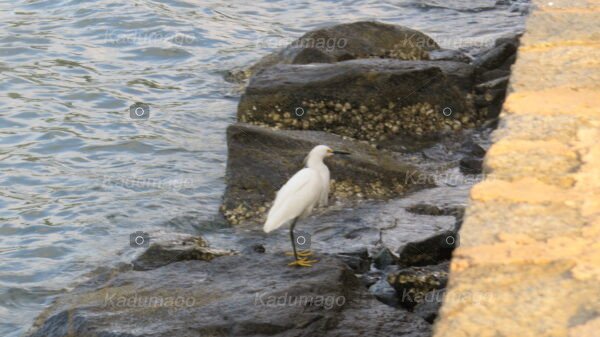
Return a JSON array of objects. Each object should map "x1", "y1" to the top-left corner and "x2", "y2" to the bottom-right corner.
[{"x1": 263, "y1": 145, "x2": 333, "y2": 233}]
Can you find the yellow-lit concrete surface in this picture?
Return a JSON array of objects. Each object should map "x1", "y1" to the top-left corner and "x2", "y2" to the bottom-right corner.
[{"x1": 433, "y1": 1, "x2": 600, "y2": 336}]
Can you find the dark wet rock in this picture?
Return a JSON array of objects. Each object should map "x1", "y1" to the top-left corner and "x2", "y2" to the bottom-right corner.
[
  {"x1": 413, "y1": 288, "x2": 446, "y2": 323},
  {"x1": 132, "y1": 233, "x2": 235, "y2": 271},
  {"x1": 249, "y1": 21, "x2": 440, "y2": 74},
  {"x1": 474, "y1": 72, "x2": 509, "y2": 119},
  {"x1": 238, "y1": 59, "x2": 478, "y2": 142},
  {"x1": 428, "y1": 48, "x2": 471, "y2": 63},
  {"x1": 420, "y1": 131, "x2": 484, "y2": 162},
  {"x1": 473, "y1": 33, "x2": 520, "y2": 84},
  {"x1": 458, "y1": 139, "x2": 486, "y2": 158},
  {"x1": 372, "y1": 247, "x2": 397, "y2": 270},
  {"x1": 27, "y1": 253, "x2": 431, "y2": 337},
  {"x1": 475, "y1": 76, "x2": 510, "y2": 92},
  {"x1": 248, "y1": 243, "x2": 266, "y2": 254},
  {"x1": 397, "y1": 230, "x2": 458, "y2": 267},
  {"x1": 358, "y1": 270, "x2": 383, "y2": 288},
  {"x1": 333, "y1": 248, "x2": 370, "y2": 273},
  {"x1": 494, "y1": 33, "x2": 522, "y2": 49},
  {"x1": 478, "y1": 68, "x2": 511, "y2": 83},
  {"x1": 326, "y1": 297, "x2": 431, "y2": 337},
  {"x1": 387, "y1": 262, "x2": 449, "y2": 309},
  {"x1": 474, "y1": 89, "x2": 506, "y2": 107},
  {"x1": 405, "y1": 204, "x2": 464, "y2": 218},
  {"x1": 210, "y1": 189, "x2": 457, "y2": 271},
  {"x1": 473, "y1": 41, "x2": 518, "y2": 71},
  {"x1": 368, "y1": 277, "x2": 398, "y2": 307},
  {"x1": 475, "y1": 96, "x2": 506, "y2": 119},
  {"x1": 459, "y1": 157, "x2": 483, "y2": 174},
  {"x1": 256, "y1": 199, "x2": 456, "y2": 266},
  {"x1": 499, "y1": 53, "x2": 517, "y2": 70},
  {"x1": 221, "y1": 123, "x2": 433, "y2": 225}
]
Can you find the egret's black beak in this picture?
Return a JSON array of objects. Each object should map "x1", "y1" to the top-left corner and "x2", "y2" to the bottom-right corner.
[{"x1": 333, "y1": 150, "x2": 351, "y2": 155}]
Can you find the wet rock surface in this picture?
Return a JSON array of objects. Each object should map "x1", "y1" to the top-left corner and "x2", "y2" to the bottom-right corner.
[
  {"x1": 132, "y1": 232, "x2": 235, "y2": 271},
  {"x1": 413, "y1": 289, "x2": 445, "y2": 323},
  {"x1": 472, "y1": 34, "x2": 520, "y2": 119},
  {"x1": 213, "y1": 190, "x2": 459, "y2": 263},
  {"x1": 387, "y1": 262, "x2": 450, "y2": 310},
  {"x1": 26, "y1": 252, "x2": 431, "y2": 337},
  {"x1": 237, "y1": 23, "x2": 519, "y2": 143},
  {"x1": 248, "y1": 21, "x2": 441, "y2": 74},
  {"x1": 459, "y1": 157, "x2": 483, "y2": 174},
  {"x1": 239, "y1": 59, "x2": 478, "y2": 141},
  {"x1": 221, "y1": 123, "x2": 432, "y2": 225}
]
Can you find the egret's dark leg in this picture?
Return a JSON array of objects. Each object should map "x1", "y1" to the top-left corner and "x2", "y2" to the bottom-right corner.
[
  {"x1": 289, "y1": 218, "x2": 299, "y2": 261},
  {"x1": 286, "y1": 218, "x2": 317, "y2": 267}
]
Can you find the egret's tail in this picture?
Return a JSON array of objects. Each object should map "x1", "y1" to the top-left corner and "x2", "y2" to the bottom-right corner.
[
  {"x1": 263, "y1": 203, "x2": 291, "y2": 233},
  {"x1": 263, "y1": 219, "x2": 279, "y2": 233}
]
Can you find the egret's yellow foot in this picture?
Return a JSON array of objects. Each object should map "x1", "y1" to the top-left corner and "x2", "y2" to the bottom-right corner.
[
  {"x1": 287, "y1": 257, "x2": 318, "y2": 267},
  {"x1": 285, "y1": 250, "x2": 313, "y2": 257}
]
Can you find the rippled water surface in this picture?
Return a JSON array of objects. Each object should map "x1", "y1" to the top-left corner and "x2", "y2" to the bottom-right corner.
[{"x1": 0, "y1": 0, "x2": 526, "y2": 335}]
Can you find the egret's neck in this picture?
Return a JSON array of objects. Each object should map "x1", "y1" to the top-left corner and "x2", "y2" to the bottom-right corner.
[{"x1": 306, "y1": 156, "x2": 327, "y2": 170}]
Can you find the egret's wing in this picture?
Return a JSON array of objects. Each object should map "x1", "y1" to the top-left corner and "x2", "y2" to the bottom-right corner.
[
  {"x1": 317, "y1": 167, "x2": 330, "y2": 207},
  {"x1": 270, "y1": 168, "x2": 312, "y2": 212},
  {"x1": 263, "y1": 168, "x2": 321, "y2": 233}
]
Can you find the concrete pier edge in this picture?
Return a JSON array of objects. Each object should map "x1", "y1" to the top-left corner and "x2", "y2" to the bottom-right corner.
[{"x1": 433, "y1": 1, "x2": 600, "y2": 336}]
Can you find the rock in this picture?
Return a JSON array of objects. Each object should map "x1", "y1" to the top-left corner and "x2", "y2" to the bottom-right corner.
[
  {"x1": 252, "y1": 197, "x2": 457, "y2": 267},
  {"x1": 475, "y1": 93, "x2": 507, "y2": 119},
  {"x1": 239, "y1": 59, "x2": 477, "y2": 141},
  {"x1": 247, "y1": 243, "x2": 266, "y2": 254},
  {"x1": 397, "y1": 230, "x2": 459, "y2": 267},
  {"x1": 132, "y1": 232, "x2": 236, "y2": 271},
  {"x1": 494, "y1": 34, "x2": 522, "y2": 49},
  {"x1": 475, "y1": 76, "x2": 510, "y2": 92},
  {"x1": 210, "y1": 189, "x2": 457, "y2": 270},
  {"x1": 221, "y1": 123, "x2": 433, "y2": 225},
  {"x1": 473, "y1": 74, "x2": 509, "y2": 119},
  {"x1": 26, "y1": 253, "x2": 431, "y2": 337},
  {"x1": 368, "y1": 277, "x2": 399, "y2": 307},
  {"x1": 249, "y1": 21, "x2": 440, "y2": 74},
  {"x1": 419, "y1": 131, "x2": 486, "y2": 162},
  {"x1": 413, "y1": 288, "x2": 446, "y2": 323},
  {"x1": 459, "y1": 157, "x2": 483, "y2": 174},
  {"x1": 405, "y1": 204, "x2": 465, "y2": 218},
  {"x1": 428, "y1": 48, "x2": 471, "y2": 63},
  {"x1": 334, "y1": 248, "x2": 371, "y2": 273},
  {"x1": 478, "y1": 68, "x2": 511, "y2": 83},
  {"x1": 499, "y1": 53, "x2": 517, "y2": 71},
  {"x1": 387, "y1": 262, "x2": 449, "y2": 309},
  {"x1": 298, "y1": 201, "x2": 456, "y2": 260},
  {"x1": 358, "y1": 271, "x2": 381, "y2": 288},
  {"x1": 473, "y1": 41, "x2": 518, "y2": 71},
  {"x1": 325, "y1": 297, "x2": 431, "y2": 337},
  {"x1": 458, "y1": 140, "x2": 486, "y2": 158},
  {"x1": 373, "y1": 247, "x2": 397, "y2": 270}
]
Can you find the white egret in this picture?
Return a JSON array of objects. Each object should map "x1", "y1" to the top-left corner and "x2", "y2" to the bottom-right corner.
[{"x1": 263, "y1": 145, "x2": 350, "y2": 267}]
